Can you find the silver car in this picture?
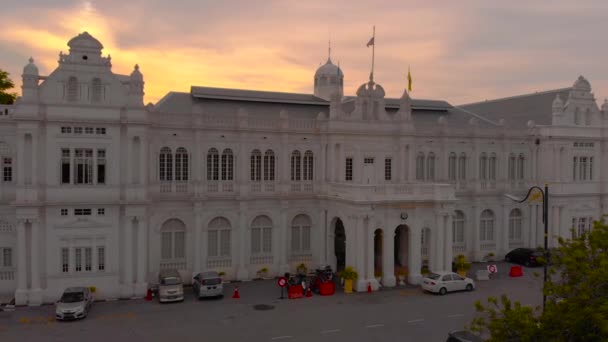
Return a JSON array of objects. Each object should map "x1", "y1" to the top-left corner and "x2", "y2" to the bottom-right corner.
[
  {"x1": 193, "y1": 271, "x2": 224, "y2": 299},
  {"x1": 55, "y1": 287, "x2": 93, "y2": 320},
  {"x1": 157, "y1": 269, "x2": 184, "y2": 303}
]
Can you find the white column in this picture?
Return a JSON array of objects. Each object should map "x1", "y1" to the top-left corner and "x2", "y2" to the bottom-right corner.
[
  {"x1": 444, "y1": 213, "x2": 454, "y2": 272},
  {"x1": 15, "y1": 220, "x2": 28, "y2": 305},
  {"x1": 140, "y1": 136, "x2": 148, "y2": 185},
  {"x1": 30, "y1": 220, "x2": 42, "y2": 304},
  {"x1": 236, "y1": 204, "x2": 249, "y2": 280},
  {"x1": 433, "y1": 213, "x2": 444, "y2": 272},
  {"x1": 193, "y1": 207, "x2": 202, "y2": 274},
  {"x1": 382, "y1": 221, "x2": 396, "y2": 287},
  {"x1": 123, "y1": 217, "x2": 133, "y2": 297},
  {"x1": 279, "y1": 203, "x2": 289, "y2": 274},
  {"x1": 355, "y1": 216, "x2": 367, "y2": 291},
  {"x1": 502, "y1": 205, "x2": 510, "y2": 255},
  {"x1": 136, "y1": 217, "x2": 146, "y2": 286},
  {"x1": 407, "y1": 226, "x2": 422, "y2": 285},
  {"x1": 327, "y1": 142, "x2": 335, "y2": 182},
  {"x1": 472, "y1": 205, "x2": 480, "y2": 260}
]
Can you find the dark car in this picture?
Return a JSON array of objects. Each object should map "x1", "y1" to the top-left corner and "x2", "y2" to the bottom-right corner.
[
  {"x1": 504, "y1": 247, "x2": 544, "y2": 267},
  {"x1": 446, "y1": 330, "x2": 483, "y2": 342}
]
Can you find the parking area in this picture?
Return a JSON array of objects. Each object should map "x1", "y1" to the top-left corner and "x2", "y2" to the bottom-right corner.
[{"x1": 0, "y1": 262, "x2": 543, "y2": 342}]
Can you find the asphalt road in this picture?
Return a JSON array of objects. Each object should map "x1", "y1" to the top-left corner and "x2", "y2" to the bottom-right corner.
[{"x1": 0, "y1": 262, "x2": 543, "y2": 342}]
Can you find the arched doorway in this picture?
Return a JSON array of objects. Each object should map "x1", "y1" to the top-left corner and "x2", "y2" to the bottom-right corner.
[
  {"x1": 160, "y1": 218, "x2": 187, "y2": 270},
  {"x1": 374, "y1": 229, "x2": 383, "y2": 277},
  {"x1": 334, "y1": 218, "x2": 346, "y2": 273},
  {"x1": 394, "y1": 225, "x2": 409, "y2": 276}
]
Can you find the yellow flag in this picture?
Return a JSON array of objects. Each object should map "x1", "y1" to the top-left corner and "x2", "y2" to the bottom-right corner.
[
  {"x1": 529, "y1": 188, "x2": 543, "y2": 203},
  {"x1": 407, "y1": 66, "x2": 412, "y2": 92}
]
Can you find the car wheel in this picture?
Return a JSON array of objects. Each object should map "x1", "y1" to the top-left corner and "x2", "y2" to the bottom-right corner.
[
  {"x1": 466, "y1": 284, "x2": 473, "y2": 291},
  {"x1": 439, "y1": 287, "x2": 447, "y2": 296}
]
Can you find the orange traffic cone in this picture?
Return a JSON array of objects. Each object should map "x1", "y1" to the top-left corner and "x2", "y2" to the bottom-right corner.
[
  {"x1": 306, "y1": 286, "x2": 312, "y2": 298},
  {"x1": 233, "y1": 286, "x2": 240, "y2": 299},
  {"x1": 145, "y1": 288, "x2": 152, "y2": 301},
  {"x1": 367, "y1": 282, "x2": 372, "y2": 293}
]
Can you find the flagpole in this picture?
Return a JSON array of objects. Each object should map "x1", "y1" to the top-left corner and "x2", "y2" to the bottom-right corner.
[{"x1": 371, "y1": 25, "x2": 375, "y2": 82}]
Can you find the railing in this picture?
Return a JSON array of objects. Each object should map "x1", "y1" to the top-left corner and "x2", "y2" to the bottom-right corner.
[
  {"x1": 201, "y1": 114, "x2": 236, "y2": 127},
  {"x1": 207, "y1": 258, "x2": 231, "y2": 268},
  {"x1": 251, "y1": 183, "x2": 261, "y2": 193},
  {"x1": 207, "y1": 181, "x2": 235, "y2": 193},
  {"x1": 248, "y1": 118, "x2": 279, "y2": 129},
  {"x1": 175, "y1": 181, "x2": 188, "y2": 193},
  {"x1": 289, "y1": 254, "x2": 312, "y2": 264},
  {"x1": 264, "y1": 183, "x2": 275, "y2": 192},
  {"x1": 291, "y1": 183, "x2": 301, "y2": 192},
  {"x1": 452, "y1": 245, "x2": 466, "y2": 255},
  {"x1": 288, "y1": 119, "x2": 316, "y2": 130},
  {"x1": 480, "y1": 180, "x2": 487, "y2": 190},
  {"x1": 159, "y1": 260, "x2": 187, "y2": 271},
  {"x1": 480, "y1": 242, "x2": 496, "y2": 251},
  {"x1": 0, "y1": 269, "x2": 14, "y2": 281},
  {"x1": 303, "y1": 182, "x2": 313, "y2": 193},
  {"x1": 160, "y1": 182, "x2": 172, "y2": 193},
  {"x1": 159, "y1": 181, "x2": 190, "y2": 194},
  {"x1": 250, "y1": 255, "x2": 273, "y2": 265},
  {"x1": 328, "y1": 182, "x2": 455, "y2": 202}
]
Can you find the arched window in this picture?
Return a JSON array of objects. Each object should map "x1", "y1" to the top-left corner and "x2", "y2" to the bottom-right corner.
[
  {"x1": 208, "y1": 217, "x2": 231, "y2": 258},
  {"x1": 160, "y1": 219, "x2": 186, "y2": 260},
  {"x1": 479, "y1": 153, "x2": 487, "y2": 180},
  {"x1": 303, "y1": 150, "x2": 314, "y2": 181},
  {"x1": 448, "y1": 152, "x2": 457, "y2": 182},
  {"x1": 480, "y1": 210, "x2": 495, "y2": 242},
  {"x1": 517, "y1": 154, "x2": 525, "y2": 180},
  {"x1": 2, "y1": 157, "x2": 12, "y2": 183},
  {"x1": 175, "y1": 147, "x2": 188, "y2": 181},
  {"x1": 458, "y1": 153, "x2": 467, "y2": 180},
  {"x1": 250, "y1": 149, "x2": 262, "y2": 181},
  {"x1": 415, "y1": 152, "x2": 425, "y2": 181},
  {"x1": 91, "y1": 77, "x2": 102, "y2": 103},
  {"x1": 251, "y1": 216, "x2": 273, "y2": 255},
  {"x1": 207, "y1": 148, "x2": 219, "y2": 181},
  {"x1": 291, "y1": 214, "x2": 311, "y2": 253},
  {"x1": 67, "y1": 76, "x2": 78, "y2": 102},
  {"x1": 574, "y1": 108, "x2": 581, "y2": 125},
  {"x1": 508, "y1": 153, "x2": 516, "y2": 181},
  {"x1": 291, "y1": 150, "x2": 301, "y2": 181},
  {"x1": 263, "y1": 150, "x2": 275, "y2": 181},
  {"x1": 509, "y1": 209, "x2": 523, "y2": 242},
  {"x1": 585, "y1": 109, "x2": 592, "y2": 126},
  {"x1": 221, "y1": 149, "x2": 234, "y2": 181},
  {"x1": 159, "y1": 147, "x2": 172, "y2": 181},
  {"x1": 453, "y1": 211, "x2": 465, "y2": 244},
  {"x1": 489, "y1": 153, "x2": 497, "y2": 181},
  {"x1": 426, "y1": 152, "x2": 435, "y2": 181}
]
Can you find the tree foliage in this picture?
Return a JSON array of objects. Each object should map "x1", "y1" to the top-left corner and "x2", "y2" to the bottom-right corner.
[
  {"x1": 0, "y1": 69, "x2": 17, "y2": 104},
  {"x1": 469, "y1": 219, "x2": 608, "y2": 341}
]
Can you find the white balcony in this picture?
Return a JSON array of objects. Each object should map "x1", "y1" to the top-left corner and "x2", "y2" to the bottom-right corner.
[
  {"x1": 327, "y1": 182, "x2": 455, "y2": 203},
  {"x1": 159, "y1": 259, "x2": 187, "y2": 271}
]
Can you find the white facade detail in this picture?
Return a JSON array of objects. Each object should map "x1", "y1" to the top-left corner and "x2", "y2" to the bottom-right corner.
[{"x1": 1, "y1": 32, "x2": 607, "y2": 304}]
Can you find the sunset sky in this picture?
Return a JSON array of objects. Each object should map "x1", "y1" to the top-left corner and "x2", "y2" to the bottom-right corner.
[{"x1": 1, "y1": 0, "x2": 607, "y2": 105}]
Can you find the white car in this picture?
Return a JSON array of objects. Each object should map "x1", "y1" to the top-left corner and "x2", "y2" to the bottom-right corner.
[
  {"x1": 55, "y1": 287, "x2": 94, "y2": 320},
  {"x1": 421, "y1": 271, "x2": 475, "y2": 295}
]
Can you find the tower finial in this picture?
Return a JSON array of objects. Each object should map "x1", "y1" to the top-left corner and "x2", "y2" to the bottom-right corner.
[{"x1": 328, "y1": 39, "x2": 332, "y2": 62}]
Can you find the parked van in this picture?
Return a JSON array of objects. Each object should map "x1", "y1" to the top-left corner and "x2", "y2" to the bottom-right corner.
[
  {"x1": 193, "y1": 271, "x2": 224, "y2": 299},
  {"x1": 157, "y1": 269, "x2": 184, "y2": 303}
]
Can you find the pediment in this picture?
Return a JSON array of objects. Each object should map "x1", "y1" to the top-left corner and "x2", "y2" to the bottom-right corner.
[{"x1": 54, "y1": 217, "x2": 110, "y2": 229}]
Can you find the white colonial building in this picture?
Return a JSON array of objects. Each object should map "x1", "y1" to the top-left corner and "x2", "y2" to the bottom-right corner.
[{"x1": 1, "y1": 32, "x2": 607, "y2": 305}]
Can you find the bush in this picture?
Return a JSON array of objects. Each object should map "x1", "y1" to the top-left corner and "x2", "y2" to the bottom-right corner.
[
  {"x1": 455, "y1": 254, "x2": 471, "y2": 271},
  {"x1": 340, "y1": 266, "x2": 358, "y2": 280}
]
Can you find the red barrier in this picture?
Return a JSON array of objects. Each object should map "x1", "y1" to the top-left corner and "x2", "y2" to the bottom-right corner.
[
  {"x1": 319, "y1": 282, "x2": 335, "y2": 296},
  {"x1": 288, "y1": 285, "x2": 304, "y2": 299},
  {"x1": 509, "y1": 265, "x2": 523, "y2": 277}
]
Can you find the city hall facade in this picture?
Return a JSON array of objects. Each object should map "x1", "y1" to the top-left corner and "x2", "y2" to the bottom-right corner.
[{"x1": 1, "y1": 32, "x2": 606, "y2": 305}]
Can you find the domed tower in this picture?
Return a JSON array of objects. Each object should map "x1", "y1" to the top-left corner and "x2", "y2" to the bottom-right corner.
[
  {"x1": 21, "y1": 57, "x2": 40, "y2": 101},
  {"x1": 128, "y1": 64, "x2": 145, "y2": 107},
  {"x1": 313, "y1": 44, "x2": 343, "y2": 100},
  {"x1": 60, "y1": 32, "x2": 110, "y2": 67}
]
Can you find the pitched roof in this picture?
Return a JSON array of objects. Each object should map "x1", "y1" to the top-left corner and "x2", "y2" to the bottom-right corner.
[
  {"x1": 458, "y1": 88, "x2": 572, "y2": 129},
  {"x1": 191, "y1": 86, "x2": 329, "y2": 105}
]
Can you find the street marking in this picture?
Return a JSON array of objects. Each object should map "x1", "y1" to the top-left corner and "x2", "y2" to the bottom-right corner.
[
  {"x1": 271, "y1": 336, "x2": 293, "y2": 340},
  {"x1": 365, "y1": 324, "x2": 384, "y2": 329},
  {"x1": 321, "y1": 329, "x2": 341, "y2": 334},
  {"x1": 407, "y1": 318, "x2": 424, "y2": 323},
  {"x1": 447, "y1": 314, "x2": 464, "y2": 318}
]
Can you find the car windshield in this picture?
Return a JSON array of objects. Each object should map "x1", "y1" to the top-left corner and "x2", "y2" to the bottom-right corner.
[
  {"x1": 202, "y1": 278, "x2": 221, "y2": 286},
  {"x1": 427, "y1": 273, "x2": 441, "y2": 280},
  {"x1": 60, "y1": 292, "x2": 84, "y2": 303},
  {"x1": 161, "y1": 276, "x2": 181, "y2": 285}
]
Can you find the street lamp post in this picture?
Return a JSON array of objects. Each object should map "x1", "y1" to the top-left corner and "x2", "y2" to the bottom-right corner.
[{"x1": 505, "y1": 184, "x2": 549, "y2": 310}]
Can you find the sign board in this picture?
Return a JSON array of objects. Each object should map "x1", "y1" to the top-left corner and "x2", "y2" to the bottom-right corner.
[
  {"x1": 487, "y1": 264, "x2": 498, "y2": 274},
  {"x1": 277, "y1": 277, "x2": 287, "y2": 288}
]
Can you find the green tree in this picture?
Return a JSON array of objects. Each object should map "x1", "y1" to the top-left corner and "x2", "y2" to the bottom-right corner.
[
  {"x1": 0, "y1": 69, "x2": 17, "y2": 104},
  {"x1": 469, "y1": 219, "x2": 608, "y2": 341}
]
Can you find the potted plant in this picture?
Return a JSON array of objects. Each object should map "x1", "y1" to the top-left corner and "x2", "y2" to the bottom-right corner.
[
  {"x1": 454, "y1": 254, "x2": 471, "y2": 277},
  {"x1": 218, "y1": 271, "x2": 227, "y2": 283},
  {"x1": 421, "y1": 265, "x2": 430, "y2": 276},
  {"x1": 340, "y1": 266, "x2": 358, "y2": 294},
  {"x1": 483, "y1": 252, "x2": 495, "y2": 263},
  {"x1": 256, "y1": 267, "x2": 269, "y2": 279},
  {"x1": 296, "y1": 263, "x2": 308, "y2": 274}
]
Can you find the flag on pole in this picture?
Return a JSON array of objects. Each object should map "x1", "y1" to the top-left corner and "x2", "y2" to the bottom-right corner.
[
  {"x1": 407, "y1": 66, "x2": 413, "y2": 92},
  {"x1": 366, "y1": 36, "x2": 375, "y2": 47}
]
